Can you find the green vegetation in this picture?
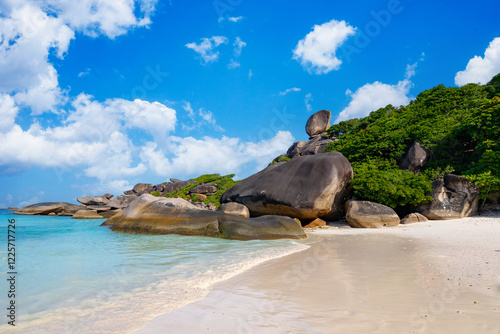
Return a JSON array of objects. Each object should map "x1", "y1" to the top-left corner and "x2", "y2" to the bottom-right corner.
[
  {"x1": 164, "y1": 174, "x2": 239, "y2": 208},
  {"x1": 269, "y1": 155, "x2": 291, "y2": 166},
  {"x1": 150, "y1": 191, "x2": 161, "y2": 197},
  {"x1": 349, "y1": 161, "x2": 433, "y2": 208},
  {"x1": 326, "y1": 73, "x2": 500, "y2": 207}
]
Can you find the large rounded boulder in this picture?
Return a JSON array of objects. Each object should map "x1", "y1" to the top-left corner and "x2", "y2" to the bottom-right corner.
[
  {"x1": 305, "y1": 110, "x2": 331, "y2": 138},
  {"x1": 221, "y1": 152, "x2": 353, "y2": 220},
  {"x1": 102, "y1": 195, "x2": 306, "y2": 241}
]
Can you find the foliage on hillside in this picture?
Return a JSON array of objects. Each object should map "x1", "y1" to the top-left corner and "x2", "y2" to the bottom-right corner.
[
  {"x1": 164, "y1": 174, "x2": 239, "y2": 208},
  {"x1": 326, "y1": 74, "x2": 500, "y2": 206}
]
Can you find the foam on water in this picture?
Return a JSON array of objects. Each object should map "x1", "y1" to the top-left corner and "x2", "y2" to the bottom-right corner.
[{"x1": 0, "y1": 210, "x2": 308, "y2": 333}]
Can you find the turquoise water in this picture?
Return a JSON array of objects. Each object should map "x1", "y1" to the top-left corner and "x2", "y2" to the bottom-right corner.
[{"x1": 0, "y1": 210, "x2": 308, "y2": 333}]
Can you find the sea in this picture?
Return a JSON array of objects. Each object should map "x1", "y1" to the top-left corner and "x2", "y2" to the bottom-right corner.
[{"x1": 0, "y1": 209, "x2": 309, "y2": 333}]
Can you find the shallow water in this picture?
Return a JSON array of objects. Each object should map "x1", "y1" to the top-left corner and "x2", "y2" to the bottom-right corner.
[{"x1": 0, "y1": 210, "x2": 308, "y2": 333}]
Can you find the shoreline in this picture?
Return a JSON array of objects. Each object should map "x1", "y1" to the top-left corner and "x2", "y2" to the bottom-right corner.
[{"x1": 135, "y1": 214, "x2": 500, "y2": 334}]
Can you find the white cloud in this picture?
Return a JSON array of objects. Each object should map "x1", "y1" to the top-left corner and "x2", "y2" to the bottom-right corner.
[
  {"x1": 186, "y1": 36, "x2": 228, "y2": 64},
  {"x1": 279, "y1": 87, "x2": 301, "y2": 96},
  {"x1": 334, "y1": 66, "x2": 415, "y2": 123},
  {"x1": 0, "y1": 3, "x2": 74, "y2": 114},
  {"x1": 248, "y1": 69, "x2": 253, "y2": 79},
  {"x1": 293, "y1": 19, "x2": 356, "y2": 74},
  {"x1": 140, "y1": 131, "x2": 294, "y2": 178},
  {"x1": 305, "y1": 93, "x2": 313, "y2": 113},
  {"x1": 0, "y1": 94, "x2": 18, "y2": 132},
  {"x1": 0, "y1": 1, "x2": 158, "y2": 114},
  {"x1": 41, "y1": 0, "x2": 157, "y2": 38},
  {"x1": 233, "y1": 37, "x2": 246, "y2": 57},
  {"x1": 455, "y1": 37, "x2": 500, "y2": 86},
  {"x1": 78, "y1": 68, "x2": 91, "y2": 77},
  {"x1": 0, "y1": 94, "x2": 175, "y2": 180},
  {"x1": 228, "y1": 16, "x2": 244, "y2": 23},
  {"x1": 181, "y1": 101, "x2": 223, "y2": 132},
  {"x1": 227, "y1": 59, "x2": 241, "y2": 69}
]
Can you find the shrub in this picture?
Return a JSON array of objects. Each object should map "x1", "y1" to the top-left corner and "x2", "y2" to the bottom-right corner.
[{"x1": 350, "y1": 162, "x2": 434, "y2": 208}]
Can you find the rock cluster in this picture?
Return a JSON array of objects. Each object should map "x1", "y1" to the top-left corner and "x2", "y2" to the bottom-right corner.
[
  {"x1": 102, "y1": 195, "x2": 306, "y2": 241},
  {"x1": 417, "y1": 174, "x2": 480, "y2": 219},
  {"x1": 124, "y1": 179, "x2": 196, "y2": 197}
]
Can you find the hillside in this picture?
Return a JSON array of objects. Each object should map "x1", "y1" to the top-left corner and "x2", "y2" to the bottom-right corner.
[{"x1": 325, "y1": 73, "x2": 500, "y2": 207}]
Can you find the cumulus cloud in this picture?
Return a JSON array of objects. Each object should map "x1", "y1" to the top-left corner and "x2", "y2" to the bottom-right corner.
[
  {"x1": 455, "y1": 37, "x2": 500, "y2": 86},
  {"x1": 0, "y1": 94, "x2": 175, "y2": 180},
  {"x1": 293, "y1": 19, "x2": 356, "y2": 74},
  {"x1": 186, "y1": 36, "x2": 228, "y2": 64},
  {"x1": 140, "y1": 131, "x2": 294, "y2": 178},
  {"x1": 0, "y1": 0, "x2": 158, "y2": 114},
  {"x1": 0, "y1": 4, "x2": 74, "y2": 113},
  {"x1": 334, "y1": 65, "x2": 415, "y2": 123},
  {"x1": 41, "y1": 0, "x2": 157, "y2": 38},
  {"x1": 279, "y1": 87, "x2": 301, "y2": 96}
]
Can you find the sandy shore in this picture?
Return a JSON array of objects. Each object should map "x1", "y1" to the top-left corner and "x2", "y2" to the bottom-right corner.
[{"x1": 135, "y1": 214, "x2": 500, "y2": 334}]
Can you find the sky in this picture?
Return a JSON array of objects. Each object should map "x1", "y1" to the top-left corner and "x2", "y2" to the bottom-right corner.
[{"x1": 1, "y1": 0, "x2": 499, "y2": 208}]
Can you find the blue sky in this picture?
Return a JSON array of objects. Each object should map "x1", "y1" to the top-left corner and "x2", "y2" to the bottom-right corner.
[{"x1": 1, "y1": 0, "x2": 499, "y2": 207}]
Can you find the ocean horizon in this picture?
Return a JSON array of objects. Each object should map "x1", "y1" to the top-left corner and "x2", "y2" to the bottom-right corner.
[{"x1": 0, "y1": 209, "x2": 309, "y2": 333}]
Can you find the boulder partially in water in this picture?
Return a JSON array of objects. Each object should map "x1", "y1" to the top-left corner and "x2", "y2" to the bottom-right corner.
[
  {"x1": 14, "y1": 202, "x2": 81, "y2": 216},
  {"x1": 102, "y1": 194, "x2": 306, "y2": 241}
]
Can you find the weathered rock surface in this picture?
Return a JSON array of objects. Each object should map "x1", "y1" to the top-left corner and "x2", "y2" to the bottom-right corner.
[
  {"x1": 7, "y1": 207, "x2": 19, "y2": 211},
  {"x1": 189, "y1": 184, "x2": 217, "y2": 195},
  {"x1": 108, "y1": 195, "x2": 138, "y2": 209},
  {"x1": 103, "y1": 193, "x2": 114, "y2": 200},
  {"x1": 14, "y1": 202, "x2": 81, "y2": 216},
  {"x1": 285, "y1": 136, "x2": 334, "y2": 160},
  {"x1": 345, "y1": 200, "x2": 400, "y2": 228},
  {"x1": 487, "y1": 192, "x2": 500, "y2": 204},
  {"x1": 304, "y1": 218, "x2": 327, "y2": 228},
  {"x1": 98, "y1": 209, "x2": 122, "y2": 218},
  {"x1": 217, "y1": 202, "x2": 250, "y2": 218},
  {"x1": 417, "y1": 174, "x2": 480, "y2": 220},
  {"x1": 400, "y1": 141, "x2": 429, "y2": 175},
  {"x1": 305, "y1": 110, "x2": 331, "y2": 138},
  {"x1": 86, "y1": 205, "x2": 112, "y2": 212},
  {"x1": 102, "y1": 195, "x2": 306, "y2": 241},
  {"x1": 133, "y1": 183, "x2": 153, "y2": 193},
  {"x1": 77, "y1": 196, "x2": 110, "y2": 206},
  {"x1": 400, "y1": 212, "x2": 428, "y2": 224},
  {"x1": 72, "y1": 210, "x2": 104, "y2": 219},
  {"x1": 221, "y1": 152, "x2": 353, "y2": 220}
]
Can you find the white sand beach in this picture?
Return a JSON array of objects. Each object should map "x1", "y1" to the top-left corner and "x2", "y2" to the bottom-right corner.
[{"x1": 135, "y1": 213, "x2": 500, "y2": 334}]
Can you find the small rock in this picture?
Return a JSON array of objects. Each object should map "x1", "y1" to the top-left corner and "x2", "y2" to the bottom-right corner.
[
  {"x1": 304, "y1": 218, "x2": 327, "y2": 228},
  {"x1": 72, "y1": 210, "x2": 104, "y2": 219},
  {"x1": 217, "y1": 202, "x2": 250, "y2": 218},
  {"x1": 401, "y1": 212, "x2": 428, "y2": 224}
]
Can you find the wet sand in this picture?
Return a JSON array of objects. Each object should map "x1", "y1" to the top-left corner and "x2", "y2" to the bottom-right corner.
[{"x1": 135, "y1": 214, "x2": 500, "y2": 334}]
